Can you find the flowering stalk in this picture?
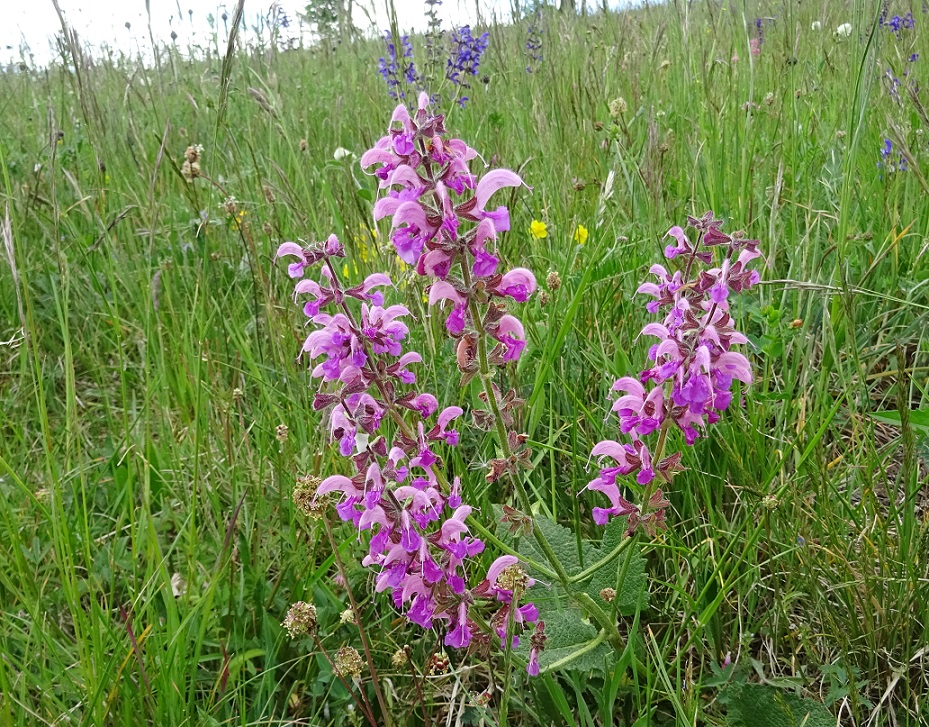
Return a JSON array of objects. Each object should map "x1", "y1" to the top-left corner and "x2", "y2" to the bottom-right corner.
[
  {"x1": 277, "y1": 230, "x2": 539, "y2": 674},
  {"x1": 524, "y1": 11, "x2": 544, "y2": 74},
  {"x1": 584, "y1": 212, "x2": 762, "y2": 533},
  {"x1": 445, "y1": 26, "x2": 490, "y2": 108}
]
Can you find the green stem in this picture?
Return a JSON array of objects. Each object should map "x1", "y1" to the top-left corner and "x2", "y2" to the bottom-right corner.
[
  {"x1": 457, "y1": 258, "x2": 625, "y2": 650},
  {"x1": 497, "y1": 593, "x2": 519, "y2": 724},
  {"x1": 568, "y1": 533, "x2": 634, "y2": 584}
]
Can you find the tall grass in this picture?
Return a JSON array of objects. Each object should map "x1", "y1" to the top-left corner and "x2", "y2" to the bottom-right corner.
[{"x1": 0, "y1": 1, "x2": 927, "y2": 724}]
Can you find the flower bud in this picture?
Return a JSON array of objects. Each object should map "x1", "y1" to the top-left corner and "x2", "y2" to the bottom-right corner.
[
  {"x1": 428, "y1": 651, "x2": 450, "y2": 675},
  {"x1": 497, "y1": 563, "x2": 530, "y2": 599}
]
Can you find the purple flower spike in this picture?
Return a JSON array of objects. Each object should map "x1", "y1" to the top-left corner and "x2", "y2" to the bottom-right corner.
[{"x1": 586, "y1": 214, "x2": 762, "y2": 535}]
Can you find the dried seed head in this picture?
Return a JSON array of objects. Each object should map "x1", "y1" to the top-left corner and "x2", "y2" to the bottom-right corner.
[
  {"x1": 282, "y1": 601, "x2": 317, "y2": 637},
  {"x1": 497, "y1": 563, "x2": 530, "y2": 599},
  {"x1": 262, "y1": 183, "x2": 276, "y2": 204},
  {"x1": 232, "y1": 387, "x2": 244, "y2": 401},
  {"x1": 763, "y1": 494, "x2": 779, "y2": 510},
  {"x1": 764, "y1": 92, "x2": 775, "y2": 106},
  {"x1": 334, "y1": 646, "x2": 363, "y2": 678},
  {"x1": 546, "y1": 270, "x2": 561, "y2": 291},
  {"x1": 223, "y1": 196, "x2": 238, "y2": 216},
  {"x1": 276, "y1": 423, "x2": 289, "y2": 443},
  {"x1": 599, "y1": 587, "x2": 616, "y2": 603},
  {"x1": 391, "y1": 647, "x2": 411, "y2": 668},
  {"x1": 299, "y1": 138, "x2": 308, "y2": 152},
  {"x1": 293, "y1": 475, "x2": 328, "y2": 519},
  {"x1": 185, "y1": 145, "x2": 203, "y2": 164},
  {"x1": 181, "y1": 145, "x2": 203, "y2": 181},
  {"x1": 538, "y1": 290, "x2": 550, "y2": 307},
  {"x1": 263, "y1": 222, "x2": 274, "y2": 236}
]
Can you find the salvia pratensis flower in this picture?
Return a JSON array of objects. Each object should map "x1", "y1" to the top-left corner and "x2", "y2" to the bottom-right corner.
[{"x1": 585, "y1": 213, "x2": 762, "y2": 535}]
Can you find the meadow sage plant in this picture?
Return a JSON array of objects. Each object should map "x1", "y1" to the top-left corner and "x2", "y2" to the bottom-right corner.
[
  {"x1": 278, "y1": 93, "x2": 539, "y2": 665},
  {"x1": 585, "y1": 212, "x2": 762, "y2": 534}
]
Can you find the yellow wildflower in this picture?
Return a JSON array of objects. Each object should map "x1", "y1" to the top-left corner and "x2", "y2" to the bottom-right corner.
[
  {"x1": 530, "y1": 220, "x2": 548, "y2": 239},
  {"x1": 574, "y1": 225, "x2": 589, "y2": 245}
]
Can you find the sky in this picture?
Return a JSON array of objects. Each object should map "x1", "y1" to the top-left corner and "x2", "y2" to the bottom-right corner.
[{"x1": 2, "y1": 0, "x2": 511, "y2": 68}]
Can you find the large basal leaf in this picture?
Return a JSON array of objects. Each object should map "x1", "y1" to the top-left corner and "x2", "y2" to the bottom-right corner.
[{"x1": 720, "y1": 683, "x2": 834, "y2": 727}]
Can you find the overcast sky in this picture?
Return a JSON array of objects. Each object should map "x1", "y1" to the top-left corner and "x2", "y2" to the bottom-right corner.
[{"x1": 2, "y1": 0, "x2": 511, "y2": 67}]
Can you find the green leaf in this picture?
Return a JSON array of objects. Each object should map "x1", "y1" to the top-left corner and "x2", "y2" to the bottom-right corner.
[
  {"x1": 720, "y1": 683, "x2": 834, "y2": 727},
  {"x1": 517, "y1": 607, "x2": 611, "y2": 673},
  {"x1": 870, "y1": 408, "x2": 929, "y2": 434},
  {"x1": 516, "y1": 515, "x2": 583, "y2": 576},
  {"x1": 574, "y1": 519, "x2": 648, "y2": 616}
]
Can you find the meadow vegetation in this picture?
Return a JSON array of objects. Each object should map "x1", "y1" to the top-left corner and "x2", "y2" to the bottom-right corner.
[{"x1": 1, "y1": 0, "x2": 928, "y2": 724}]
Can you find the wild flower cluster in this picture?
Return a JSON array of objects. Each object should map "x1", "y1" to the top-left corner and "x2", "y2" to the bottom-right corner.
[
  {"x1": 375, "y1": 25, "x2": 490, "y2": 108},
  {"x1": 884, "y1": 52, "x2": 919, "y2": 105},
  {"x1": 525, "y1": 11, "x2": 544, "y2": 73},
  {"x1": 363, "y1": 92, "x2": 535, "y2": 373},
  {"x1": 585, "y1": 213, "x2": 762, "y2": 534},
  {"x1": 880, "y1": 8, "x2": 916, "y2": 37},
  {"x1": 278, "y1": 93, "x2": 541, "y2": 665}
]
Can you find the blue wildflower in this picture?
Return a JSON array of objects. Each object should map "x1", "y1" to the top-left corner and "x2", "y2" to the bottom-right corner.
[
  {"x1": 445, "y1": 26, "x2": 490, "y2": 107},
  {"x1": 879, "y1": 138, "x2": 907, "y2": 173}
]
